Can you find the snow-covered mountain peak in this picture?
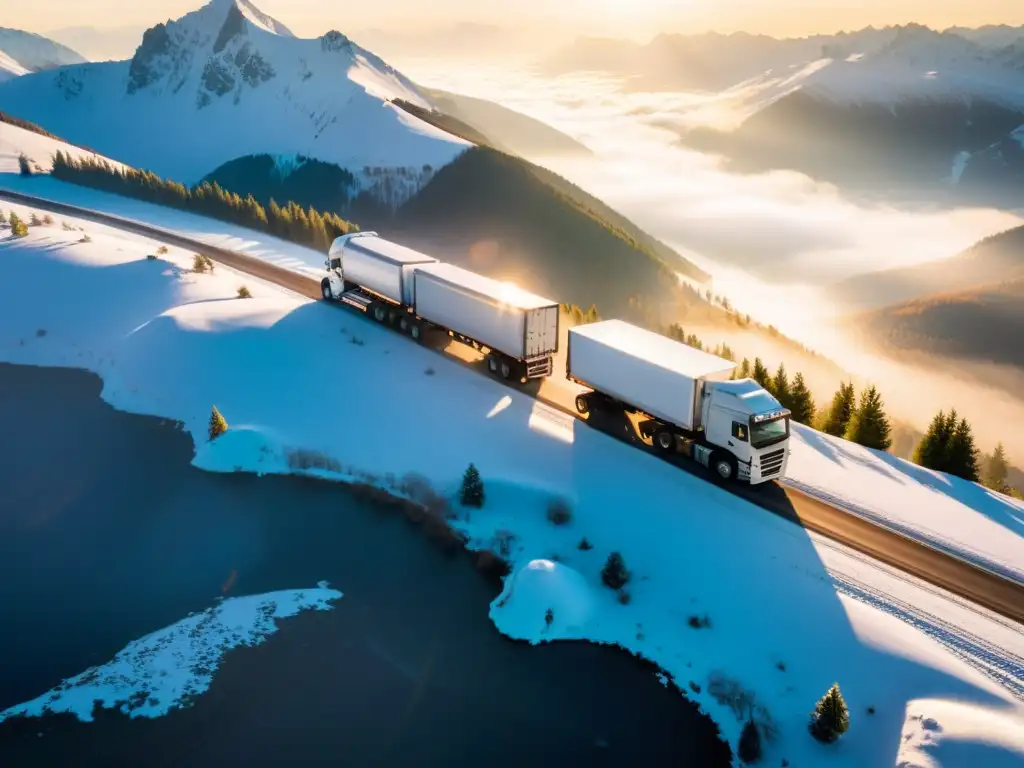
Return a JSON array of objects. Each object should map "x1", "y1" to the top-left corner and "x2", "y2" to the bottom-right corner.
[{"x1": 0, "y1": 0, "x2": 469, "y2": 188}]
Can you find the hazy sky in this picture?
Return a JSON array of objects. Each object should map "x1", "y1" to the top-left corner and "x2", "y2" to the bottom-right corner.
[{"x1": 12, "y1": 0, "x2": 1024, "y2": 41}]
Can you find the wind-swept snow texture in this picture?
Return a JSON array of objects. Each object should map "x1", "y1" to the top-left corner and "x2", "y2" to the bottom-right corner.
[
  {"x1": 0, "y1": 0, "x2": 469, "y2": 184},
  {"x1": 0, "y1": 198, "x2": 1021, "y2": 767},
  {"x1": 0, "y1": 27, "x2": 87, "y2": 74},
  {"x1": 0, "y1": 583, "x2": 342, "y2": 723}
]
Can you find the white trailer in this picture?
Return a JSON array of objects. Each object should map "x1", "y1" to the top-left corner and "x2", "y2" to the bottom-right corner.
[
  {"x1": 567, "y1": 320, "x2": 790, "y2": 484},
  {"x1": 321, "y1": 233, "x2": 559, "y2": 383},
  {"x1": 413, "y1": 262, "x2": 559, "y2": 380}
]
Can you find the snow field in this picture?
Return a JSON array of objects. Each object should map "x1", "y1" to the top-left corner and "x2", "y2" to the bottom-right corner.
[{"x1": 0, "y1": 202, "x2": 1020, "y2": 767}]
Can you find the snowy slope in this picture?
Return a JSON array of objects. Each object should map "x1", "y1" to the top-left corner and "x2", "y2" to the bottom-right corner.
[
  {"x1": 786, "y1": 425, "x2": 1024, "y2": 585},
  {"x1": 0, "y1": 0, "x2": 469, "y2": 186},
  {"x1": 0, "y1": 198, "x2": 1022, "y2": 767},
  {"x1": 4, "y1": 143, "x2": 1024, "y2": 586},
  {"x1": 0, "y1": 27, "x2": 86, "y2": 73},
  {"x1": 0, "y1": 123, "x2": 126, "y2": 176},
  {"x1": 0, "y1": 49, "x2": 30, "y2": 82}
]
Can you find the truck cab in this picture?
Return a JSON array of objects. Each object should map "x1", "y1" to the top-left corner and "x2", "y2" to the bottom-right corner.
[
  {"x1": 701, "y1": 379, "x2": 791, "y2": 483},
  {"x1": 322, "y1": 231, "x2": 380, "y2": 300}
]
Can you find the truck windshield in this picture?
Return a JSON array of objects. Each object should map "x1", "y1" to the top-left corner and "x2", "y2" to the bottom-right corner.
[{"x1": 750, "y1": 416, "x2": 789, "y2": 449}]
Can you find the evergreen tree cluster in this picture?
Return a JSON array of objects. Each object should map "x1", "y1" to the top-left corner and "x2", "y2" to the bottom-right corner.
[
  {"x1": 561, "y1": 303, "x2": 600, "y2": 325},
  {"x1": 983, "y1": 443, "x2": 1010, "y2": 494},
  {"x1": 816, "y1": 381, "x2": 892, "y2": 450},
  {"x1": 51, "y1": 151, "x2": 358, "y2": 251},
  {"x1": 912, "y1": 409, "x2": 981, "y2": 481}
]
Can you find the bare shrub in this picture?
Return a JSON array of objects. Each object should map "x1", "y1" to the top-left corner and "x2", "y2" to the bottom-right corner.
[
  {"x1": 577, "y1": 537, "x2": 593, "y2": 551},
  {"x1": 493, "y1": 529, "x2": 517, "y2": 557},
  {"x1": 192, "y1": 253, "x2": 208, "y2": 273},
  {"x1": 286, "y1": 448, "x2": 342, "y2": 474},
  {"x1": 707, "y1": 672, "x2": 778, "y2": 742},
  {"x1": 79, "y1": 233, "x2": 91, "y2": 243},
  {"x1": 146, "y1": 253, "x2": 158, "y2": 260},
  {"x1": 237, "y1": 285, "x2": 252, "y2": 298},
  {"x1": 156, "y1": 245, "x2": 169, "y2": 255},
  {"x1": 546, "y1": 497, "x2": 573, "y2": 526},
  {"x1": 688, "y1": 614, "x2": 712, "y2": 629},
  {"x1": 617, "y1": 588, "x2": 632, "y2": 605},
  {"x1": 42, "y1": 214, "x2": 53, "y2": 225}
]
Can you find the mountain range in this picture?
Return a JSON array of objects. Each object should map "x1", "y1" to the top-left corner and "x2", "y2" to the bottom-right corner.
[
  {"x1": 542, "y1": 25, "x2": 1024, "y2": 205},
  {"x1": 0, "y1": 27, "x2": 86, "y2": 81},
  {"x1": 0, "y1": 0, "x2": 718, "y2": 332}
]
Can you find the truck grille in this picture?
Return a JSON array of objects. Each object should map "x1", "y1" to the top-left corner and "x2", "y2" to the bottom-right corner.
[{"x1": 759, "y1": 448, "x2": 786, "y2": 478}]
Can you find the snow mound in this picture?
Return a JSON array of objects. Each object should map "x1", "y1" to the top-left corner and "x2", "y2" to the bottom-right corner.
[
  {"x1": 192, "y1": 424, "x2": 288, "y2": 475},
  {"x1": 0, "y1": 585, "x2": 342, "y2": 723},
  {"x1": 896, "y1": 698, "x2": 1024, "y2": 768},
  {"x1": 492, "y1": 559, "x2": 596, "y2": 641}
]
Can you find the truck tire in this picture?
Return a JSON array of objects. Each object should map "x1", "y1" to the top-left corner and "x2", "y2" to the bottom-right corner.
[
  {"x1": 574, "y1": 393, "x2": 591, "y2": 416},
  {"x1": 372, "y1": 303, "x2": 387, "y2": 323},
  {"x1": 410, "y1": 322, "x2": 422, "y2": 343},
  {"x1": 487, "y1": 354, "x2": 499, "y2": 375},
  {"x1": 320, "y1": 279, "x2": 333, "y2": 301},
  {"x1": 500, "y1": 360, "x2": 512, "y2": 380},
  {"x1": 710, "y1": 452, "x2": 737, "y2": 483},
  {"x1": 654, "y1": 427, "x2": 676, "y2": 454}
]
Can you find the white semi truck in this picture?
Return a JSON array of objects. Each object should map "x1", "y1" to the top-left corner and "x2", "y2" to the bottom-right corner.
[
  {"x1": 322, "y1": 232, "x2": 560, "y2": 382},
  {"x1": 567, "y1": 319, "x2": 790, "y2": 484}
]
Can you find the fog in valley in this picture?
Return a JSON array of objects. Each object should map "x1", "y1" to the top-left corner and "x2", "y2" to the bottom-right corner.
[{"x1": 394, "y1": 57, "x2": 1024, "y2": 463}]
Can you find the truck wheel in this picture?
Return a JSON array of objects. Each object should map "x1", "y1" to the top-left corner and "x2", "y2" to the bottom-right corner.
[
  {"x1": 410, "y1": 322, "x2": 422, "y2": 343},
  {"x1": 320, "y1": 279, "x2": 333, "y2": 301},
  {"x1": 387, "y1": 308, "x2": 399, "y2": 326},
  {"x1": 487, "y1": 354, "x2": 499, "y2": 375},
  {"x1": 373, "y1": 304, "x2": 387, "y2": 323},
  {"x1": 500, "y1": 360, "x2": 512, "y2": 380},
  {"x1": 654, "y1": 428, "x2": 676, "y2": 454},
  {"x1": 711, "y1": 452, "x2": 737, "y2": 482},
  {"x1": 574, "y1": 393, "x2": 590, "y2": 416}
]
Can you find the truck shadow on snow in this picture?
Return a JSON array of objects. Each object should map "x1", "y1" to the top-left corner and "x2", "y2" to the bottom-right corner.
[{"x1": 565, "y1": 408, "x2": 1023, "y2": 767}]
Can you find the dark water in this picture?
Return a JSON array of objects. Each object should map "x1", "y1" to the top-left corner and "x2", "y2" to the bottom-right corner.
[{"x1": 0, "y1": 363, "x2": 731, "y2": 767}]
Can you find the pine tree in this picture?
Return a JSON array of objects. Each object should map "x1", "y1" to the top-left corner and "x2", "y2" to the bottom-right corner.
[
  {"x1": 18, "y1": 153, "x2": 32, "y2": 176},
  {"x1": 789, "y1": 372, "x2": 816, "y2": 425},
  {"x1": 9, "y1": 212, "x2": 28, "y2": 237},
  {"x1": 983, "y1": 443, "x2": 1010, "y2": 493},
  {"x1": 913, "y1": 409, "x2": 955, "y2": 472},
  {"x1": 738, "y1": 358, "x2": 751, "y2": 379},
  {"x1": 0, "y1": 209, "x2": 7, "y2": 225},
  {"x1": 460, "y1": 463, "x2": 485, "y2": 508},
  {"x1": 809, "y1": 683, "x2": 850, "y2": 743},
  {"x1": 946, "y1": 417, "x2": 980, "y2": 482},
  {"x1": 751, "y1": 358, "x2": 771, "y2": 390},
  {"x1": 208, "y1": 406, "x2": 228, "y2": 441},
  {"x1": 772, "y1": 363, "x2": 792, "y2": 409},
  {"x1": 601, "y1": 551, "x2": 630, "y2": 590},
  {"x1": 845, "y1": 385, "x2": 892, "y2": 450},
  {"x1": 28, "y1": 212, "x2": 42, "y2": 226},
  {"x1": 820, "y1": 382, "x2": 856, "y2": 437},
  {"x1": 737, "y1": 718, "x2": 762, "y2": 764}
]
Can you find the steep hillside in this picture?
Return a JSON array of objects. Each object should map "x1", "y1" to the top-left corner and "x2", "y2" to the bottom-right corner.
[
  {"x1": 854, "y1": 278, "x2": 1024, "y2": 369},
  {"x1": 0, "y1": 0, "x2": 469, "y2": 195},
  {"x1": 830, "y1": 223, "x2": 1024, "y2": 310},
  {"x1": 201, "y1": 146, "x2": 712, "y2": 324}
]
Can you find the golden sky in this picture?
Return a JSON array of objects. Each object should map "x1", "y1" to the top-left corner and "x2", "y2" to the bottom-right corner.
[{"x1": 11, "y1": 0, "x2": 1024, "y2": 40}]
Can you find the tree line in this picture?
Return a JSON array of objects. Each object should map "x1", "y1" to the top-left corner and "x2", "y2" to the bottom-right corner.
[
  {"x1": 564, "y1": 304, "x2": 1018, "y2": 493},
  {"x1": 50, "y1": 151, "x2": 358, "y2": 251}
]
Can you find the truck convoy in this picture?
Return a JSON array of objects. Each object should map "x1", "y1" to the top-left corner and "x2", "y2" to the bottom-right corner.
[{"x1": 322, "y1": 232, "x2": 790, "y2": 485}]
